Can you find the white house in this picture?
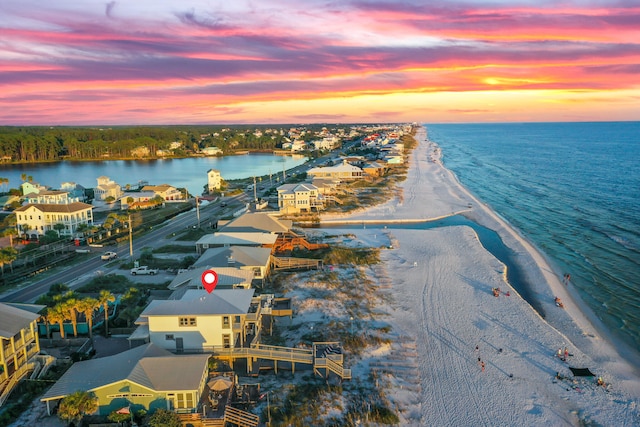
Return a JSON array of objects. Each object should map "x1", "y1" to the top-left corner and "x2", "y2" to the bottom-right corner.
[
  {"x1": 207, "y1": 169, "x2": 222, "y2": 193},
  {"x1": 141, "y1": 184, "x2": 183, "y2": 201},
  {"x1": 306, "y1": 161, "x2": 363, "y2": 180},
  {"x1": 202, "y1": 147, "x2": 223, "y2": 156},
  {"x1": 136, "y1": 289, "x2": 260, "y2": 351},
  {"x1": 94, "y1": 176, "x2": 123, "y2": 201},
  {"x1": 194, "y1": 246, "x2": 273, "y2": 281},
  {"x1": 276, "y1": 183, "x2": 324, "y2": 214},
  {"x1": 195, "y1": 232, "x2": 278, "y2": 254},
  {"x1": 24, "y1": 190, "x2": 76, "y2": 205},
  {"x1": 14, "y1": 202, "x2": 94, "y2": 239}
]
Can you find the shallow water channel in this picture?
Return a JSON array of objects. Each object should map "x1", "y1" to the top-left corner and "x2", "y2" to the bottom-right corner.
[{"x1": 316, "y1": 215, "x2": 546, "y2": 318}]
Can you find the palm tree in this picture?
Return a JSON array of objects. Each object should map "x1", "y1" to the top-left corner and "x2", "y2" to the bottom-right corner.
[
  {"x1": 62, "y1": 298, "x2": 80, "y2": 338},
  {"x1": 77, "y1": 297, "x2": 99, "y2": 338},
  {"x1": 57, "y1": 390, "x2": 98, "y2": 426},
  {"x1": 98, "y1": 290, "x2": 115, "y2": 336},
  {"x1": 53, "y1": 222, "x2": 66, "y2": 237},
  {"x1": 0, "y1": 246, "x2": 18, "y2": 274},
  {"x1": 47, "y1": 305, "x2": 67, "y2": 339},
  {"x1": 19, "y1": 223, "x2": 31, "y2": 240}
]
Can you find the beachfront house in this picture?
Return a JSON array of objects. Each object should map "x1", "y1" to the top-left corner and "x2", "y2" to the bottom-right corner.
[
  {"x1": 195, "y1": 232, "x2": 278, "y2": 254},
  {"x1": 167, "y1": 267, "x2": 255, "y2": 291},
  {"x1": 306, "y1": 160, "x2": 363, "y2": 180},
  {"x1": 276, "y1": 183, "x2": 324, "y2": 214},
  {"x1": 94, "y1": 176, "x2": 123, "y2": 202},
  {"x1": 141, "y1": 184, "x2": 183, "y2": 201},
  {"x1": 219, "y1": 212, "x2": 292, "y2": 235},
  {"x1": 0, "y1": 302, "x2": 45, "y2": 405},
  {"x1": 207, "y1": 169, "x2": 222, "y2": 193},
  {"x1": 362, "y1": 162, "x2": 388, "y2": 177},
  {"x1": 14, "y1": 202, "x2": 94, "y2": 239},
  {"x1": 134, "y1": 289, "x2": 261, "y2": 352},
  {"x1": 40, "y1": 343, "x2": 209, "y2": 416},
  {"x1": 194, "y1": 246, "x2": 273, "y2": 282}
]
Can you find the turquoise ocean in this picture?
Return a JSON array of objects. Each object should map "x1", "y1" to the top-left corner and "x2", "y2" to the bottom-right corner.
[{"x1": 425, "y1": 122, "x2": 640, "y2": 353}]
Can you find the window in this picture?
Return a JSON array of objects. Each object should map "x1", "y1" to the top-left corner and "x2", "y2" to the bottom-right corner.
[
  {"x1": 222, "y1": 316, "x2": 230, "y2": 328},
  {"x1": 165, "y1": 334, "x2": 174, "y2": 340},
  {"x1": 223, "y1": 334, "x2": 231, "y2": 348},
  {"x1": 186, "y1": 393, "x2": 194, "y2": 408},
  {"x1": 179, "y1": 317, "x2": 196, "y2": 327}
]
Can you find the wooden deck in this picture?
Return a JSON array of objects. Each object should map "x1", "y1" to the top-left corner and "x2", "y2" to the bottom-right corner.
[
  {"x1": 272, "y1": 256, "x2": 323, "y2": 270},
  {"x1": 206, "y1": 342, "x2": 351, "y2": 381}
]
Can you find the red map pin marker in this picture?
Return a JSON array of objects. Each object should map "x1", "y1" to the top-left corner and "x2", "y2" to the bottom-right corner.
[{"x1": 201, "y1": 269, "x2": 218, "y2": 293}]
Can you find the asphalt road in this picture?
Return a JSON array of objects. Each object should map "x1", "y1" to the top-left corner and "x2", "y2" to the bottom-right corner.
[
  {"x1": 0, "y1": 193, "x2": 248, "y2": 303},
  {"x1": 0, "y1": 145, "x2": 359, "y2": 304}
]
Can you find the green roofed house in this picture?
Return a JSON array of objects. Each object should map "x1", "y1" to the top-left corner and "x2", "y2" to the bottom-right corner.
[{"x1": 40, "y1": 343, "x2": 209, "y2": 416}]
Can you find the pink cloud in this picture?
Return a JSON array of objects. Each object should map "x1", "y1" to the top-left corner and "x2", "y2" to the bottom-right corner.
[{"x1": 0, "y1": 1, "x2": 639, "y2": 124}]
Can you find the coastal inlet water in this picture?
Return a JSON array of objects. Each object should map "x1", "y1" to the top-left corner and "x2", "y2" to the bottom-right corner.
[
  {"x1": 319, "y1": 215, "x2": 546, "y2": 317},
  {"x1": 425, "y1": 122, "x2": 640, "y2": 352},
  {"x1": 0, "y1": 153, "x2": 307, "y2": 196}
]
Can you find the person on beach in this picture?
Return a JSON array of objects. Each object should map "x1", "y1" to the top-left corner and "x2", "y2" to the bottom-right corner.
[
  {"x1": 557, "y1": 348, "x2": 563, "y2": 358},
  {"x1": 564, "y1": 347, "x2": 569, "y2": 361},
  {"x1": 481, "y1": 361, "x2": 485, "y2": 372}
]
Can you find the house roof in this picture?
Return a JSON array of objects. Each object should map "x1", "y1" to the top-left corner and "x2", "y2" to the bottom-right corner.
[
  {"x1": 195, "y1": 232, "x2": 278, "y2": 247},
  {"x1": 277, "y1": 183, "x2": 319, "y2": 194},
  {"x1": 168, "y1": 266, "x2": 255, "y2": 290},
  {"x1": 14, "y1": 202, "x2": 93, "y2": 213},
  {"x1": 219, "y1": 212, "x2": 292, "y2": 234},
  {"x1": 141, "y1": 184, "x2": 176, "y2": 192},
  {"x1": 142, "y1": 288, "x2": 255, "y2": 316},
  {"x1": 40, "y1": 344, "x2": 209, "y2": 401},
  {"x1": 194, "y1": 246, "x2": 271, "y2": 269},
  {"x1": 307, "y1": 162, "x2": 363, "y2": 175},
  {"x1": 0, "y1": 302, "x2": 44, "y2": 338}
]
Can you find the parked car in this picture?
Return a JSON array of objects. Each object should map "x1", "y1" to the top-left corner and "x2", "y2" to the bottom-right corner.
[
  {"x1": 101, "y1": 251, "x2": 118, "y2": 261},
  {"x1": 130, "y1": 266, "x2": 159, "y2": 275}
]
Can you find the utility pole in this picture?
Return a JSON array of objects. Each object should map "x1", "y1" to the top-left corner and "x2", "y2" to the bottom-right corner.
[
  {"x1": 196, "y1": 196, "x2": 201, "y2": 228},
  {"x1": 253, "y1": 176, "x2": 257, "y2": 202},
  {"x1": 128, "y1": 215, "x2": 133, "y2": 257}
]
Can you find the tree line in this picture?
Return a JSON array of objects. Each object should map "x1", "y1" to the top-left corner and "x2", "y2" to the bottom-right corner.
[{"x1": 0, "y1": 125, "x2": 309, "y2": 162}]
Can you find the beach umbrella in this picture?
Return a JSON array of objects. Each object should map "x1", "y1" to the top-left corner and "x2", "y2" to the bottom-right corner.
[{"x1": 208, "y1": 376, "x2": 233, "y2": 391}]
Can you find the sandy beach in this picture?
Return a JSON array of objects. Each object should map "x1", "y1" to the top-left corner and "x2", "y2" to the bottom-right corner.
[{"x1": 321, "y1": 126, "x2": 640, "y2": 425}]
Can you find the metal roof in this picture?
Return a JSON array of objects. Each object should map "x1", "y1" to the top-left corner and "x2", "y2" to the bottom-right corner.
[
  {"x1": 0, "y1": 302, "x2": 44, "y2": 338},
  {"x1": 194, "y1": 246, "x2": 271, "y2": 269},
  {"x1": 219, "y1": 212, "x2": 292, "y2": 234},
  {"x1": 141, "y1": 289, "x2": 255, "y2": 317},
  {"x1": 40, "y1": 344, "x2": 209, "y2": 402}
]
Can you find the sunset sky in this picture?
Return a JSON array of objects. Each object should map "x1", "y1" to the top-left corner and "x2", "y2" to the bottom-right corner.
[{"x1": 1, "y1": 0, "x2": 639, "y2": 125}]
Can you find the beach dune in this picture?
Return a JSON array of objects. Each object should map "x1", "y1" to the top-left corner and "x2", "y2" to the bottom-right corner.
[{"x1": 323, "y1": 126, "x2": 640, "y2": 426}]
